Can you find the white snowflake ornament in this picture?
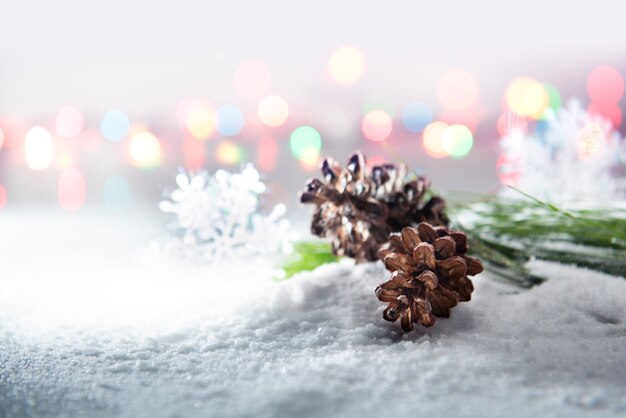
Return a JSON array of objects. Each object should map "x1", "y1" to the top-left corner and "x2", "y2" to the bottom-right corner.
[{"x1": 157, "y1": 164, "x2": 294, "y2": 266}]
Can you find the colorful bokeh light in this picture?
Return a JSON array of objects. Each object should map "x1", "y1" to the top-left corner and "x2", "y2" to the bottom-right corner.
[
  {"x1": 25, "y1": 126, "x2": 54, "y2": 171},
  {"x1": 0, "y1": 128, "x2": 4, "y2": 150},
  {"x1": 544, "y1": 83, "x2": 562, "y2": 113},
  {"x1": 436, "y1": 70, "x2": 479, "y2": 110},
  {"x1": 56, "y1": 106, "x2": 84, "y2": 138},
  {"x1": 130, "y1": 131, "x2": 161, "y2": 168},
  {"x1": 101, "y1": 110, "x2": 130, "y2": 142},
  {"x1": 439, "y1": 104, "x2": 481, "y2": 133},
  {"x1": 587, "y1": 102, "x2": 622, "y2": 128},
  {"x1": 182, "y1": 137, "x2": 206, "y2": 170},
  {"x1": 497, "y1": 111, "x2": 528, "y2": 136},
  {"x1": 58, "y1": 168, "x2": 87, "y2": 211},
  {"x1": 362, "y1": 110, "x2": 392, "y2": 142},
  {"x1": 234, "y1": 59, "x2": 272, "y2": 102},
  {"x1": 177, "y1": 99, "x2": 215, "y2": 140},
  {"x1": 442, "y1": 124, "x2": 474, "y2": 159},
  {"x1": 422, "y1": 122, "x2": 449, "y2": 158},
  {"x1": 215, "y1": 105, "x2": 245, "y2": 137},
  {"x1": 216, "y1": 141, "x2": 245, "y2": 165},
  {"x1": 257, "y1": 135, "x2": 278, "y2": 171},
  {"x1": 506, "y1": 77, "x2": 548, "y2": 118},
  {"x1": 328, "y1": 46, "x2": 365, "y2": 86},
  {"x1": 587, "y1": 65, "x2": 624, "y2": 104},
  {"x1": 103, "y1": 176, "x2": 132, "y2": 212},
  {"x1": 290, "y1": 126, "x2": 322, "y2": 162},
  {"x1": 401, "y1": 102, "x2": 433, "y2": 133},
  {"x1": 257, "y1": 96, "x2": 289, "y2": 127},
  {"x1": 0, "y1": 115, "x2": 25, "y2": 150}
]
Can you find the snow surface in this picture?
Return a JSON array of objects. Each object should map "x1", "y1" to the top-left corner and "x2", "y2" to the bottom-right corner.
[{"x1": 1, "y1": 208, "x2": 626, "y2": 418}]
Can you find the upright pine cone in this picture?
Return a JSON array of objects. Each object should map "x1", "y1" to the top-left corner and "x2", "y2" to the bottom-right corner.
[
  {"x1": 376, "y1": 223, "x2": 484, "y2": 331},
  {"x1": 300, "y1": 152, "x2": 448, "y2": 263}
]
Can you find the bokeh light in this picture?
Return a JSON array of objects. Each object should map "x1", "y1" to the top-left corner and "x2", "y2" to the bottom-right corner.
[
  {"x1": 130, "y1": 131, "x2": 161, "y2": 168},
  {"x1": 497, "y1": 111, "x2": 528, "y2": 136},
  {"x1": 436, "y1": 70, "x2": 479, "y2": 110},
  {"x1": 58, "y1": 168, "x2": 87, "y2": 211},
  {"x1": 0, "y1": 184, "x2": 6, "y2": 210},
  {"x1": 587, "y1": 65, "x2": 624, "y2": 104},
  {"x1": 544, "y1": 83, "x2": 562, "y2": 113},
  {"x1": 506, "y1": 77, "x2": 548, "y2": 118},
  {"x1": 257, "y1": 135, "x2": 278, "y2": 171},
  {"x1": 257, "y1": 96, "x2": 289, "y2": 127},
  {"x1": 290, "y1": 126, "x2": 322, "y2": 162},
  {"x1": 103, "y1": 176, "x2": 132, "y2": 212},
  {"x1": 216, "y1": 141, "x2": 245, "y2": 165},
  {"x1": 401, "y1": 102, "x2": 433, "y2": 133},
  {"x1": 439, "y1": 104, "x2": 481, "y2": 133},
  {"x1": 56, "y1": 106, "x2": 84, "y2": 138},
  {"x1": 177, "y1": 99, "x2": 215, "y2": 140},
  {"x1": 422, "y1": 121, "x2": 449, "y2": 158},
  {"x1": 442, "y1": 124, "x2": 474, "y2": 159},
  {"x1": 25, "y1": 126, "x2": 54, "y2": 171},
  {"x1": 234, "y1": 59, "x2": 271, "y2": 101},
  {"x1": 587, "y1": 102, "x2": 623, "y2": 128},
  {"x1": 182, "y1": 137, "x2": 206, "y2": 170},
  {"x1": 101, "y1": 110, "x2": 131, "y2": 142},
  {"x1": 361, "y1": 110, "x2": 392, "y2": 142},
  {"x1": 328, "y1": 46, "x2": 365, "y2": 86},
  {"x1": 215, "y1": 105, "x2": 245, "y2": 136},
  {"x1": 0, "y1": 115, "x2": 25, "y2": 150},
  {"x1": 577, "y1": 123, "x2": 605, "y2": 159},
  {"x1": 0, "y1": 128, "x2": 4, "y2": 150}
]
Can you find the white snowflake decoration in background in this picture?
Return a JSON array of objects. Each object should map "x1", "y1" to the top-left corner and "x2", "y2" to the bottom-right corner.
[
  {"x1": 499, "y1": 100, "x2": 626, "y2": 202},
  {"x1": 157, "y1": 164, "x2": 293, "y2": 266}
]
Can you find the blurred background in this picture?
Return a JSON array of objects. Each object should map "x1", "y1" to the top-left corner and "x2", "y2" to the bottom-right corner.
[{"x1": 1, "y1": 0, "x2": 625, "y2": 215}]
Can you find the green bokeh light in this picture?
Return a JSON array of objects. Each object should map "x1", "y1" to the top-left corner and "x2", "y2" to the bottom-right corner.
[
  {"x1": 290, "y1": 126, "x2": 322, "y2": 161},
  {"x1": 544, "y1": 83, "x2": 562, "y2": 112},
  {"x1": 443, "y1": 124, "x2": 473, "y2": 159}
]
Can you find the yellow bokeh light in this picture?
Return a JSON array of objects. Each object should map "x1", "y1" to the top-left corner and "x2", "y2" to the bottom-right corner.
[
  {"x1": 216, "y1": 141, "x2": 244, "y2": 165},
  {"x1": 328, "y1": 46, "x2": 365, "y2": 86},
  {"x1": 130, "y1": 131, "x2": 161, "y2": 167},
  {"x1": 177, "y1": 99, "x2": 215, "y2": 140},
  {"x1": 506, "y1": 77, "x2": 548, "y2": 118},
  {"x1": 186, "y1": 107, "x2": 215, "y2": 140},
  {"x1": 422, "y1": 122, "x2": 449, "y2": 158},
  {"x1": 25, "y1": 126, "x2": 54, "y2": 171},
  {"x1": 257, "y1": 96, "x2": 289, "y2": 127},
  {"x1": 436, "y1": 70, "x2": 479, "y2": 110}
]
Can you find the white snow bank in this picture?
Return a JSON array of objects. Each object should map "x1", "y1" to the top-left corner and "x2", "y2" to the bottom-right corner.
[{"x1": 1, "y1": 209, "x2": 625, "y2": 418}]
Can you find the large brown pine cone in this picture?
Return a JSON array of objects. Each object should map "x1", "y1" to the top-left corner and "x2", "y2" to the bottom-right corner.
[
  {"x1": 376, "y1": 223, "x2": 484, "y2": 331},
  {"x1": 300, "y1": 152, "x2": 447, "y2": 263}
]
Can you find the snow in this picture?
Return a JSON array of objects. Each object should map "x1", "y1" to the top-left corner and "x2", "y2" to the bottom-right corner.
[{"x1": 1, "y1": 208, "x2": 626, "y2": 418}]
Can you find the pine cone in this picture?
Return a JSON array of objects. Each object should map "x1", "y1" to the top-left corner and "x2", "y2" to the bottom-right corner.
[
  {"x1": 300, "y1": 152, "x2": 447, "y2": 263},
  {"x1": 376, "y1": 223, "x2": 484, "y2": 331}
]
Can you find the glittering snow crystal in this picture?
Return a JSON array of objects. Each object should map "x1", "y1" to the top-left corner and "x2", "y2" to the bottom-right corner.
[
  {"x1": 157, "y1": 164, "x2": 293, "y2": 266},
  {"x1": 499, "y1": 100, "x2": 626, "y2": 202}
]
